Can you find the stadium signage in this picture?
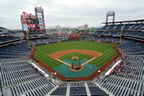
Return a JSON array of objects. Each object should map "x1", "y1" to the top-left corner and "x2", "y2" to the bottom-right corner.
[{"x1": 22, "y1": 12, "x2": 36, "y2": 18}]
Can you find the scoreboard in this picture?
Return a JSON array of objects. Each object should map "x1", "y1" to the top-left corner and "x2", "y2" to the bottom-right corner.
[{"x1": 26, "y1": 18, "x2": 40, "y2": 32}]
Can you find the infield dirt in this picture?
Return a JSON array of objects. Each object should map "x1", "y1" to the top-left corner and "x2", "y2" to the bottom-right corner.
[
  {"x1": 48, "y1": 49, "x2": 102, "y2": 66},
  {"x1": 48, "y1": 49, "x2": 102, "y2": 59}
]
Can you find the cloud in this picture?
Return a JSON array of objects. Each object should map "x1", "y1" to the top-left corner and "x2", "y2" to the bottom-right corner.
[{"x1": 0, "y1": 0, "x2": 144, "y2": 29}]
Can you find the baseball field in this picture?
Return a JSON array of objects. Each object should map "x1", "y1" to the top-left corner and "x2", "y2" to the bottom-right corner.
[{"x1": 32, "y1": 41, "x2": 118, "y2": 79}]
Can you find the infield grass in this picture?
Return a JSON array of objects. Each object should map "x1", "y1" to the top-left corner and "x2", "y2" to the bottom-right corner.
[{"x1": 59, "y1": 52, "x2": 92, "y2": 61}]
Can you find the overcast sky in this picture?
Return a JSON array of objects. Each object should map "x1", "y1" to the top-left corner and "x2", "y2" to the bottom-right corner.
[{"x1": 0, "y1": 0, "x2": 144, "y2": 29}]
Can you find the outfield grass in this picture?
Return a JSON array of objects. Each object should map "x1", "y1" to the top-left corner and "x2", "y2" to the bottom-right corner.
[
  {"x1": 59, "y1": 52, "x2": 92, "y2": 61},
  {"x1": 34, "y1": 41, "x2": 117, "y2": 68}
]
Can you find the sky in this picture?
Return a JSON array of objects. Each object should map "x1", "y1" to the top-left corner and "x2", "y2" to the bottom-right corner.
[{"x1": 0, "y1": 0, "x2": 144, "y2": 29}]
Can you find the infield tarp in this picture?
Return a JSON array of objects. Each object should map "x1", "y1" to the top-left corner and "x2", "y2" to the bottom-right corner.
[{"x1": 54, "y1": 59, "x2": 99, "y2": 77}]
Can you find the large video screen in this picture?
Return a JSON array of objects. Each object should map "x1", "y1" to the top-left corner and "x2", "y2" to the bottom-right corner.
[{"x1": 26, "y1": 18, "x2": 40, "y2": 33}]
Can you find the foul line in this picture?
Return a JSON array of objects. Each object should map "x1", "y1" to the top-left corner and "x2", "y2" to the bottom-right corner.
[
  {"x1": 55, "y1": 58, "x2": 71, "y2": 66},
  {"x1": 55, "y1": 57, "x2": 96, "y2": 67}
]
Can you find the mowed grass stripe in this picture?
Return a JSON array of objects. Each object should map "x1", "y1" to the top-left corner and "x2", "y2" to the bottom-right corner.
[
  {"x1": 35, "y1": 54, "x2": 56, "y2": 68},
  {"x1": 90, "y1": 48, "x2": 117, "y2": 67},
  {"x1": 35, "y1": 51, "x2": 61, "y2": 68},
  {"x1": 94, "y1": 51, "x2": 117, "y2": 67}
]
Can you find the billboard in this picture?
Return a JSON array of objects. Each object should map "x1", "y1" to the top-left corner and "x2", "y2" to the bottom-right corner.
[{"x1": 26, "y1": 18, "x2": 40, "y2": 32}]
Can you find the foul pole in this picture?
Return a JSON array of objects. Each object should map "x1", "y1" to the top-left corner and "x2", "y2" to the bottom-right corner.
[
  {"x1": 25, "y1": 31, "x2": 31, "y2": 47},
  {"x1": 120, "y1": 25, "x2": 124, "y2": 43}
]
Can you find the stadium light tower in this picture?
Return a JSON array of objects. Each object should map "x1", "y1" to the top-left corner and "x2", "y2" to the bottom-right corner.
[
  {"x1": 106, "y1": 11, "x2": 115, "y2": 25},
  {"x1": 35, "y1": 7, "x2": 46, "y2": 34}
]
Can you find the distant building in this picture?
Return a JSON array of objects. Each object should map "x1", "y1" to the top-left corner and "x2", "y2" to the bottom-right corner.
[{"x1": 78, "y1": 24, "x2": 88, "y2": 30}]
